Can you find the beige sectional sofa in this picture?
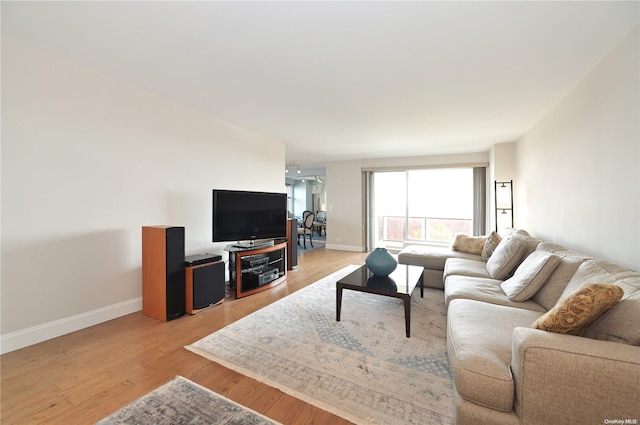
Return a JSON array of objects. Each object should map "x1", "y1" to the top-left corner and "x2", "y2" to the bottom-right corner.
[{"x1": 398, "y1": 230, "x2": 640, "y2": 425}]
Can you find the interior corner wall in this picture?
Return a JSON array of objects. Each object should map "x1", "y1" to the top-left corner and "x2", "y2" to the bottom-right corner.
[
  {"x1": 515, "y1": 24, "x2": 639, "y2": 271},
  {"x1": 1, "y1": 37, "x2": 285, "y2": 352}
]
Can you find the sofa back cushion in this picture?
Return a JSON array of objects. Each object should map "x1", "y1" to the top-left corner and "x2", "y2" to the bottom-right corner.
[
  {"x1": 561, "y1": 259, "x2": 637, "y2": 298},
  {"x1": 559, "y1": 260, "x2": 640, "y2": 345},
  {"x1": 532, "y1": 243, "x2": 589, "y2": 310},
  {"x1": 585, "y1": 290, "x2": 640, "y2": 345},
  {"x1": 511, "y1": 229, "x2": 542, "y2": 259},
  {"x1": 486, "y1": 234, "x2": 526, "y2": 280}
]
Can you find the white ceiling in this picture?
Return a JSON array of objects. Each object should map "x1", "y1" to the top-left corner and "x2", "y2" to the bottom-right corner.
[{"x1": 2, "y1": 1, "x2": 638, "y2": 166}]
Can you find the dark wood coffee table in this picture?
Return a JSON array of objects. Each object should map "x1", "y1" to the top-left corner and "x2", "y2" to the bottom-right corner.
[{"x1": 336, "y1": 264, "x2": 424, "y2": 337}]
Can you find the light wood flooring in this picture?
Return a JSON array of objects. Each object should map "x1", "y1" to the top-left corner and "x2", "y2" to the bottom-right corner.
[{"x1": 1, "y1": 248, "x2": 368, "y2": 425}]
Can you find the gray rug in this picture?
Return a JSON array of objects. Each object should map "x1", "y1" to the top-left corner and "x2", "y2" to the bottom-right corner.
[
  {"x1": 95, "y1": 376, "x2": 282, "y2": 424},
  {"x1": 187, "y1": 265, "x2": 454, "y2": 425}
]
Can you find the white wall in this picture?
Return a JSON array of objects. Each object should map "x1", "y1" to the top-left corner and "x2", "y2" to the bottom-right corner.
[
  {"x1": 489, "y1": 143, "x2": 516, "y2": 182},
  {"x1": 489, "y1": 143, "x2": 516, "y2": 232},
  {"x1": 1, "y1": 37, "x2": 285, "y2": 352},
  {"x1": 516, "y1": 24, "x2": 639, "y2": 271}
]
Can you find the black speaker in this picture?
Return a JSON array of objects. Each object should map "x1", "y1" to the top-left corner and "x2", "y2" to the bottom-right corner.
[
  {"x1": 287, "y1": 218, "x2": 298, "y2": 270},
  {"x1": 164, "y1": 227, "x2": 186, "y2": 320},
  {"x1": 186, "y1": 260, "x2": 225, "y2": 314},
  {"x1": 142, "y1": 226, "x2": 186, "y2": 321}
]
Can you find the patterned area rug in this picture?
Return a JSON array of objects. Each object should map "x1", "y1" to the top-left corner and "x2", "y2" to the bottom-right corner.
[
  {"x1": 95, "y1": 376, "x2": 281, "y2": 425},
  {"x1": 186, "y1": 265, "x2": 454, "y2": 425}
]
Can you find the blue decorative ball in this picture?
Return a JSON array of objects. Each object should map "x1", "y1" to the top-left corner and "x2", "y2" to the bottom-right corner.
[{"x1": 365, "y1": 248, "x2": 398, "y2": 277}]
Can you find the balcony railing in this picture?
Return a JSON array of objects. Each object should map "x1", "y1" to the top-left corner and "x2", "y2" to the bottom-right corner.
[{"x1": 377, "y1": 216, "x2": 472, "y2": 245}]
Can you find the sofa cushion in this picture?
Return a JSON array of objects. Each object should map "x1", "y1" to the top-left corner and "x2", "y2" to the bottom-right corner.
[
  {"x1": 560, "y1": 259, "x2": 639, "y2": 301},
  {"x1": 452, "y1": 233, "x2": 487, "y2": 255},
  {"x1": 563, "y1": 259, "x2": 640, "y2": 345},
  {"x1": 486, "y1": 234, "x2": 526, "y2": 280},
  {"x1": 585, "y1": 291, "x2": 640, "y2": 345},
  {"x1": 443, "y1": 258, "x2": 491, "y2": 281},
  {"x1": 398, "y1": 245, "x2": 481, "y2": 270},
  {"x1": 444, "y1": 275, "x2": 547, "y2": 312},
  {"x1": 500, "y1": 251, "x2": 561, "y2": 302},
  {"x1": 532, "y1": 283, "x2": 624, "y2": 336},
  {"x1": 447, "y1": 299, "x2": 543, "y2": 412},
  {"x1": 560, "y1": 259, "x2": 640, "y2": 345},
  {"x1": 511, "y1": 230, "x2": 542, "y2": 261},
  {"x1": 532, "y1": 243, "x2": 589, "y2": 310},
  {"x1": 507, "y1": 228, "x2": 530, "y2": 236},
  {"x1": 481, "y1": 231, "x2": 502, "y2": 261}
]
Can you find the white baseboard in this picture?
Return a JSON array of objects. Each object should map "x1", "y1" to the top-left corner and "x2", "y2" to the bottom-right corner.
[
  {"x1": 0, "y1": 297, "x2": 142, "y2": 355},
  {"x1": 325, "y1": 244, "x2": 364, "y2": 252}
]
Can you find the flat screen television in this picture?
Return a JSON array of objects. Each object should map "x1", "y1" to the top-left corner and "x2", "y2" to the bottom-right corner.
[{"x1": 212, "y1": 189, "x2": 287, "y2": 246}]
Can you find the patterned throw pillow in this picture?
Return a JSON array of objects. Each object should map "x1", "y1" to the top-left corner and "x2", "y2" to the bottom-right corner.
[
  {"x1": 532, "y1": 283, "x2": 624, "y2": 336},
  {"x1": 481, "y1": 231, "x2": 502, "y2": 262}
]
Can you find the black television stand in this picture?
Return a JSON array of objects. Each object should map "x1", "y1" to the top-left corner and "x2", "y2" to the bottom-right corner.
[{"x1": 225, "y1": 242, "x2": 287, "y2": 298}]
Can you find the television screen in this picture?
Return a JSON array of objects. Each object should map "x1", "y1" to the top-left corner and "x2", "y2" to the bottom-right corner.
[{"x1": 212, "y1": 189, "x2": 287, "y2": 243}]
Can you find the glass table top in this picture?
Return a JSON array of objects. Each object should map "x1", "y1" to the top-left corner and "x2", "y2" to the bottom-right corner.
[{"x1": 337, "y1": 264, "x2": 424, "y2": 296}]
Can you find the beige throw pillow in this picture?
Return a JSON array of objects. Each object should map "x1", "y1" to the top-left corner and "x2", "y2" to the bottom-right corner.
[
  {"x1": 485, "y1": 234, "x2": 526, "y2": 280},
  {"x1": 451, "y1": 233, "x2": 487, "y2": 255},
  {"x1": 532, "y1": 283, "x2": 624, "y2": 336},
  {"x1": 501, "y1": 250, "x2": 561, "y2": 301},
  {"x1": 481, "y1": 231, "x2": 502, "y2": 261}
]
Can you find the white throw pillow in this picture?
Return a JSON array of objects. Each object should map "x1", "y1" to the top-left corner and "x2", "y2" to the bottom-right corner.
[
  {"x1": 501, "y1": 250, "x2": 561, "y2": 301},
  {"x1": 486, "y1": 234, "x2": 526, "y2": 280}
]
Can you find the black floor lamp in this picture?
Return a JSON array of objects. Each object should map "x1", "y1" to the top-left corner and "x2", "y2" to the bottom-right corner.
[{"x1": 495, "y1": 180, "x2": 514, "y2": 232}]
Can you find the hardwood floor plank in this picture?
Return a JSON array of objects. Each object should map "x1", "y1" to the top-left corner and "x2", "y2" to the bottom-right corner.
[{"x1": 1, "y1": 248, "x2": 367, "y2": 424}]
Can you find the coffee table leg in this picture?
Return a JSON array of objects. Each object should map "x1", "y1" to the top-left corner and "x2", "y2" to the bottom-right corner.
[
  {"x1": 404, "y1": 296, "x2": 411, "y2": 338},
  {"x1": 336, "y1": 284, "x2": 343, "y2": 321},
  {"x1": 420, "y1": 271, "x2": 424, "y2": 298}
]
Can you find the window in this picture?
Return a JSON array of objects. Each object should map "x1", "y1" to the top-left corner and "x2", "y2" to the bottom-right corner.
[{"x1": 367, "y1": 167, "x2": 483, "y2": 250}]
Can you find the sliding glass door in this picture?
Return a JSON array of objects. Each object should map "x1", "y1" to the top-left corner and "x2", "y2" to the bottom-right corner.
[{"x1": 367, "y1": 168, "x2": 482, "y2": 251}]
